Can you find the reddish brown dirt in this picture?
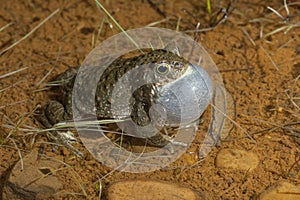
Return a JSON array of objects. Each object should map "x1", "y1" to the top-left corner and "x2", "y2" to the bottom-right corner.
[{"x1": 0, "y1": 0, "x2": 299, "y2": 199}]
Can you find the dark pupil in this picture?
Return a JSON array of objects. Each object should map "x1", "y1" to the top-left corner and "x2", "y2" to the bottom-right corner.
[{"x1": 158, "y1": 65, "x2": 168, "y2": 73}]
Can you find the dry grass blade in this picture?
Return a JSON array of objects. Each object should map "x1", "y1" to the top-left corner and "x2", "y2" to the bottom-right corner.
[
  {"x1": 249, "y1": 118, "x2": 300, "y2": 141},
  {"x1": 184, "y1": 27, "x2": 215, "y2": 33},
  {"x1": 97, "y1": 178, "x2": 102, "y2": 200},
  {"x1": 4, "y1": 105, "x2": 34, "y2": 138},
  {"x1": 263, "y1": 1, "x2": 300, "y2": 38},
  {"x1": 287, "y1": 74, "x2": 300, "y2": 111},
  {"x1": 36, "y1": 47, "x2": 61, "y2": 86},
  {"x1": 210, "y1": 103, "x2": 256, "y2": 144},
  {"x1": 284, "y1": 0, "x2": 290, "y2": 16},
  {"x1": 36, "y1": 67, "x2": 55, "y2": 87},
  {"x1": 249, "y1": 18, "x2": 274, "y2": 23},
  {"x1": 0, "y1": 22, "x2": 13, "y2": 32},
  {"x1": 0, "y1": 99, "x2": 26, "y2": 110},
  {"x1": 284, "y1": 22, "x2": 300, "y2": 34},
  {"x1": 92, "y1": 18, "x2": 106, "y2": 48},
  {"x1": 176, "y1": 16, "x2": 181, "y2": 32},
  {"x1": 241, "y1": 28, "x2": 256, "y2": 46},
  {"x1": 259, "y1": 45, "x2": 279, "y2": 71},
  {"x1": 1, "y1": 124, "x2": 45, "y2": 133},
  {"x1": 146, "y1": 18, "x2": 169, "y2": 27},
  {"x1": 0, "y1": 66, "x2": 30, "y2": 79},
  {"x1": 264, "y1": 23, "x2": 300, "y2": 38},
  {"x1": 267, "y1": 6, "x2": 285, "y2": 21},
  {"x1": 0, "y1": 80, "x2": 24, "y2": 93},
  {"x1": 286, "y1": 91, "x2": 300, "y2": 111},
  {"x1": 278, "y1": 38, "x2": 294, "y2": 49},
  {"x1": 54, "y1": 119, "x2": 125, "y2": 128},
  {"x1": 266, "y1": 0, "x2": 290, "y2": 22},
  {"x1": 8, "y1": 137, "x2": 24, "y2": 171},
  {"x1": 0, "y1": 9, "x2": 59, "y2": 56},
  {"x1": 43, "y1": 156, "x2": 88, "y2": 198},
  {"x1": 94, "y1": 0, "x2": 143, "y2": 53},
  {"x1": 260, "y1": 24, "x2": 264, "y2": 39}
]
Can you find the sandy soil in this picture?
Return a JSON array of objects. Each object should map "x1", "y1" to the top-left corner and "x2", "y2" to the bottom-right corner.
[{"x1": 0, "y1": 0, "x2": 299, "y2": 199}]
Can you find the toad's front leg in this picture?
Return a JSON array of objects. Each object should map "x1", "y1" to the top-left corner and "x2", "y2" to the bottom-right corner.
[
  {"x1": 37, "y1": 100, "x2": 72, "y2": 128},
  {"x1": 36, "y1": 101, "x2": 84, "y2": 158}
]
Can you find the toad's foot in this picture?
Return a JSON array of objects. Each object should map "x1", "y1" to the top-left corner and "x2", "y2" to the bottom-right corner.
[
  {"x1": 36, "y1": 102, "x2": 83, "y2": 158},
  {"x1": 47, "y1": 130, "x2": 84, "y2": 158}
]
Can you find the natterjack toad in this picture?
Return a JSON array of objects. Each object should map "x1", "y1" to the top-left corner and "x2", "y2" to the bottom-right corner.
[{"x1": 38, "y1": 49, "x2": 212, "y2": 147}]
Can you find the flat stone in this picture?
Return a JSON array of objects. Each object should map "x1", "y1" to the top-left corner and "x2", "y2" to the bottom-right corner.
[
  {"x1": 215, "y1": 149, "x2": 259, "y2": 171},
  {"x1": 3, "y1": 150, "x2": 63, "y2": 200},
  {"x1": 106, "y1": 179, "x2": 205, "y2": 200},
  {"x1": 259, "y1": 181, "x2": 300, "y2": 200}
]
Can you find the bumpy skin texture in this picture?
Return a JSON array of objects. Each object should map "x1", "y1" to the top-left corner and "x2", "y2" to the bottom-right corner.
[{"x1": 38, "y1": 49, "x2": 189, "y2": 146}]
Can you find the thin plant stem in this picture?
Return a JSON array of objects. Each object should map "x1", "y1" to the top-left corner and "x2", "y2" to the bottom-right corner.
[
  {"x1": 0, "y1": 22, "x2": 13, "y2": 32},
  {"x1": 0, "y1": 9, "x2": 60, "y2": 56},
  {"x1": 95, "y1": 0, "x2": 143, "y2": 53}
]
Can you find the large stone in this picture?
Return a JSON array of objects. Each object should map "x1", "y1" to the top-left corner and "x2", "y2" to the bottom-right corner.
[
  {"x1": 215, "y1": 149, "x2": 259, "y2": 171},
  {"x1": 3, "y1": 150, "x2": 63, "y2": 200},
  {"x1": 259, "y1": 181, "x2": 300, "y2": 200},
  {"x1": 106, "y1": 179, "x2": 205, "y2": 200}
]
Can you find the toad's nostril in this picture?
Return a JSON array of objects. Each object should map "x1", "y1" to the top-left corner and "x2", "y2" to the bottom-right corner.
[{"x1": 39, "y1": 167, "x2": 52, "y2": 175}]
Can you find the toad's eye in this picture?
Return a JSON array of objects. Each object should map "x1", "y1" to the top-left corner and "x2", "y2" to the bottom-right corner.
[{"x1": 155, "y1": 62, "x2": 170, "y2": 75}]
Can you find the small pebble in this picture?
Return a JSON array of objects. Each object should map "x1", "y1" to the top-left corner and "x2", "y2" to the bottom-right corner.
[{"x1": 215, "y1": 149, "x2": 259, "y2": 171}]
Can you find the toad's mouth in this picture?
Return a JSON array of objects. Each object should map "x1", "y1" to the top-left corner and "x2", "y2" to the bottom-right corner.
[{"x1": 154, "y1": 63, "x2": 213, "y2": 127}]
